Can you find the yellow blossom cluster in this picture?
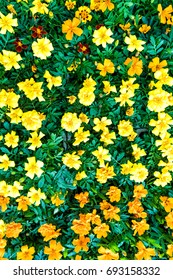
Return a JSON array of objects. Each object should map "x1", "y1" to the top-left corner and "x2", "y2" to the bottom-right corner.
[{"x1": 1, "y1": 0, "x2": 173, "y2": 261}]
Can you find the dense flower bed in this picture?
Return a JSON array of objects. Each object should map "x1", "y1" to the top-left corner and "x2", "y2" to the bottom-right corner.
[{"x1": 0, "y1": 0, "x2": 173, "y2": 260}]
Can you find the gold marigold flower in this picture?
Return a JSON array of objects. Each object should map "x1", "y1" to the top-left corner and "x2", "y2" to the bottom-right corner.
[
  {"x1": 124, "y1": 35, "x2": 145, "y2": 52},
  {"x1": 98, "y1": 246, "x2": 119, "y2": 260},
  {"x1": 135, "y1": 241, "x2": 156, "y2": 260},
  {"x1": 92, "y1": 26, "x2": 114, "y2": 48},
  {"x1": 44, "y1": 240, "x2": 64, "y2": 260},
  {"x1": 61, "y1": 112, "x2": 81, "y2": 132},
  {"x1": 62, "y1": 17, "x2": 83, "y2": 40},
  {"x1": 0, "y1": 12, "x2": 18, "y2": 34},
  {"x1": 17, "y1": 245, "x2": 35, "y2": 260},
  {"x1": 24, "y1": 157, "x2": 44, "y2": 179},
  {"x1": 32, "y1": 38, "x2": 54, "y2": 59}
]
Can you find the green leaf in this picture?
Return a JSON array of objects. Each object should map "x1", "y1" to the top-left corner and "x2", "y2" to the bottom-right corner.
[{"x1": 38, "y1": 176, "x2": 45, "y2": 189}]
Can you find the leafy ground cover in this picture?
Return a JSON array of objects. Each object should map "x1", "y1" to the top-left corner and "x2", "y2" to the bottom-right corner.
[{"x1": 1, "y1": 0, "x2": 173, "y2": 260}]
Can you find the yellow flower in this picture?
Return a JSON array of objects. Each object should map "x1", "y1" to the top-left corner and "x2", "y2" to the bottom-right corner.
[
  {"x1": 154, "y1": 68, "x2": 173, "y2": 87},
  {"x1": 61, "y1": 112, "x2": 81, "y2": 132},
  {"x1": 75, "y1": 171, "x2": 87, "y2": 181},
  {"x1": 126, "y1": 107, "x2": 134, "y2": 116},
  {"x1": 130, "y1": 163, "x2": 148, "y2": 183},
  {"x1": 106, "y1": 186, "x2": 121, "y2": 202},
  {"x1": 65, "y1": 0, "x2": 76, "y2": 10},
  {"x1": 119, "y1": 22, "x2": 131, "y2": 31},
  {"x1": 43, "y1": 70, "x2": 62, "y2": 90},
  {"x1": 115, "y1": 91, "x2": 134, "y2": 106},
  {"x1": 21, "y1": 110, "x2": 43, "y2": 131},
  {"x1": 139, "y1": 24, "x2": 151, "y2": 33},
  {"x1": 155, "y1": 132, "x2": 173, "y2": 151},
  {"x1": 120, "y1": 77, "x2": 139, "y2": 95},
  {"x1": 82, "y1": 76, "x2": 96, "y2": 89},
  {"x1": 26, "y1": 131, "x2": 45, "y2": 150},
  {"x1": 160, "y1": 196, "x2": 173, "y2": 212},
  {"x1": 98, "y1": 246, "x2": 119, "y2": 260},
  {"x1": 30, "y1": 0, "x2": 49, "y2": 15},
  {"x1": 67, "y1": 60, "x2": 80, "y2": 71},
  {"x1": 62, "y1": 152, "x2": 82, "y2": 170},
  {"x1": 154, "y1": 170, "x2": 172, "y2": 187},
  {"x1": 90, "y1": 0, "x2": 102, "y2": 11},
  {"x1": 157, "y1": 4, "x2": 173, "y2": 24},
  {"x1": 133, "y1": 184, "x2": 148, "y2": 199},
  {"x1": 51, "y1": 194, "x2": 64, "y2": 207},
  {"x1": 16, "y1": 196, "x2": 31, "y2": 211},
  {"x1": 62, "y1": 17, "x2": 83, "y2": 40},
  {"x1": 132, "y1": 219, "x2": 149, "y2": 236},
  {"x1": 6, "y1": 108, "x2": 23, "y2": 124},
  {"x1": 135, "y1": 241, "x2": 156, "y2": 260},
  {"x1": 71, "y1": 216, "x2": 91, "y2": 235},
  {"x1": 75, "y1": 6, "x2": 92, "y2": 23},
  {"x1": 4, "y1": 131, "x2": 19, "y2": 148},
  {"x1": 17, "y1": 245, "x2": 35, "y2": 260},
  {"x1": 97, "y1": 58, "x2": 115, "y2": 76},
  {"x1": 79, "y1": 113, "x2": 89, "y2": 124},
  {"x1": 27, "y1": 187, "x2": 46, "y2": 206},
  {"x1": 0, "y1": 238, "x2": 7, "y2": 249},
  {"x1": 93, "y1": 116, "x2": 112, "y2": 132},
  {"x1": 118, "y1": 120, "x2": 134, "y2": 137},
  {"x1": 75, "y1": 254, "x2": 82, "y2": 260},
  {"x1": 78, "y1": 88, "x2": 95, "y2": 106},
  {"x1": 32, "y1": 38, "x2": 54, "y2": 59},
  {"x1": 67, "y1": 95, "x2": 77, "y2": 104},
  {"x1": 8, "y1": 181, "x2": 23, "y2": 198},
  {"x1": 0, "y1": 196, "x2": 10, "y2": 212},
  {"x1": 89, "y1": 209, "x2": 101, "y2": 225},
  {"x1": 0, "y1": 180, "x2": 9, "y2": 197},
  {"x1": 44, "y1": 240, "x2": 63, "y2": 260},
  {"x1": 167, "y1": 244, "x2": 173, "y2": 257},
  {"x1": 128, "y1": 131, "x2": 137, "y2": 141},
  {"x1": 132, "y1": 144, "x2": 146, "y2": 161},
  {"x1": 38, "y1": 224, "x2": 61, "y2": 241},
  {"x1": 72, "y1": 235, "x2": 90, "y2": 253},
  {"x1": 147, "y1": 88, "x2": 170, "y2": 113},
  {"x1": 73, "y1": 127, "x2": 90, "y2": 146},
  {"x1": 24, "y1": 157, "x2": 44, "y2": 179},
  {"x1": 128, "y1": 198, "x2": 147, "y2": 219},
  {"x1": 92, "y1": 146, "x2": 111, "y2": 167},
  {"x1": 0, "y1": 220, "x2": 6, "y2": 238},
  {"x1": 96, "y1": 163, "x2": 116, "y2": 183},
  {"x1": 93, "y1": 223, "x2": 110, "y2": 238},
  {"x1": 92, "y1": 26, "x2": 114, "y2": 48},
  {"x1": 100, "y1": 0, "x2": 114, "y2": 12},
  {"x1": 121, "y1": 160, "x2": 133, "y2": 175},
  {"x1": 124, "y1": 35, "x2": 145, "y2": 52},
  {"x1": 103, "y1": 81, "x2": 116, "y2": 95},
  {"x1": 0, "y1": 154, "x2": 15, "y2": 171},
  {"x1": 31, "y1": 64, "x2": 37, "y2": 73},
  {"x1": 0, "y1": 89, "x2": 7, "y2": 108},
  {"x1": 7, "y1": 5, "x2": 17, "y2": 15},
  {"x1": 100, "y1": 128, "x2": 116, "y2": 145},
  {"x1": 0, "y1": 89, "x2": 20, "y2": 108},
  {"x1": 75, "y1": 192, "x2": 89, "y2": 208},
  {"x1": 124, "y1": 56, "x2": 143, "y2": 76},
  {"x1": 0, "y1": 12, "x2": 18, "y2": 34},
  {"x1": 103, "y1": 205, "x2": 120, "y2": 221},
  {"x1": 149, "y1": 112, "x2": 173, "y2": 137},
  {"x1": 18, "y1": 78, "x2": 44, "y2": 101},
  {"x1": 5, "y1": 222, "x2": 22, "y2": 238},
  {"x1": 165, "y1": 211, "x2": 173, "y2": 229},
  {"x1": 0, "y1": 50, "x2": 22, "y2": 71},
  {"x1": 148, "y1": 57, "x2": 167, "y2": 72}
]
